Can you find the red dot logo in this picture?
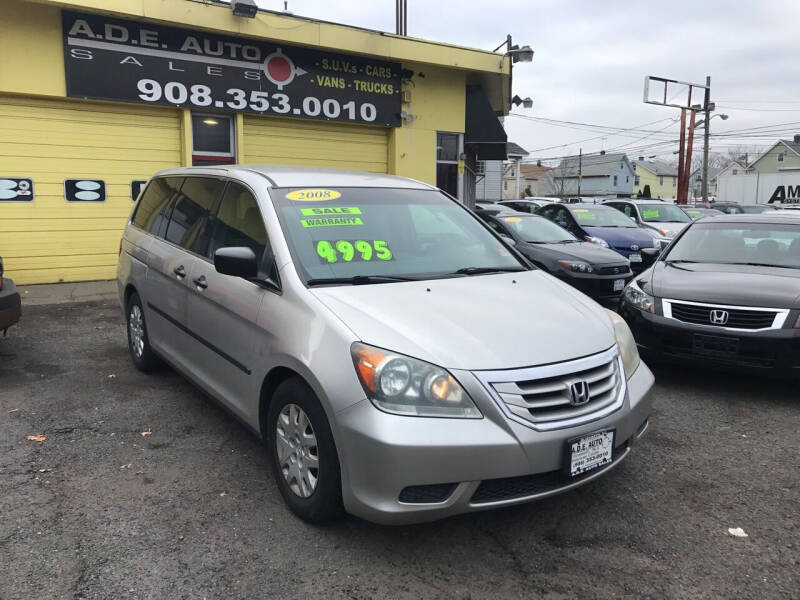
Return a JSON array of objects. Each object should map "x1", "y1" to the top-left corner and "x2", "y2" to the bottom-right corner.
[
  {"x1": 266, "y1": 55, "x2": 292, "y2": 84},
  {"x1": 263, "y1": 49, "x2": 306, "y2": 90}
]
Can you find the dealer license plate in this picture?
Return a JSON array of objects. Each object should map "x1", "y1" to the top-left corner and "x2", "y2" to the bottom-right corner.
[
  {"x1": 613, "y1": 279, "x2": 625, "y2": 292},
  {"x1": 629, "y1": 253, "x2": 642, "y2": 263},
  {"x1": 568, "y1": 430, "x2": 615, "y2": 477}
]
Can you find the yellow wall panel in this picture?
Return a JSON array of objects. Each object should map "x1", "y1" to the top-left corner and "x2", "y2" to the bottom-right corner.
[
  {"x1": 243, "y1": 116, "x2": 388, "y2": 174},
  {"x1": 0, "y1": 95, "x2": 181, "y2": 284}
]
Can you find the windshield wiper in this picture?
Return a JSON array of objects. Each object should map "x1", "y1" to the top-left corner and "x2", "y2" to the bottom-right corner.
[
  {"x1": 452, "y1": 266, "x2": 527, "y2": 276},
  {"x1": 307, "y1": 274, "x2": 418, "y2": 286}
]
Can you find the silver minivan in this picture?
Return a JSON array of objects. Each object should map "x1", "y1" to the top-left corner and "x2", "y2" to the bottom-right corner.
[{"x1": 117, "y1": 166, "x2": 654, "y2": 525}]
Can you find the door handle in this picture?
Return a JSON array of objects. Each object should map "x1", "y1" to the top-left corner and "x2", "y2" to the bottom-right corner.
[
  {"x1": 193, "y1": 275, "x2": 208, "y2": 290},
  {"x1": 173, "y1": 265, "x2": 186, "y2": 278}
]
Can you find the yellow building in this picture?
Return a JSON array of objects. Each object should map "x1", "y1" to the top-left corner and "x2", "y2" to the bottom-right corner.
[
  {"x1": 632, "y1": 160, "x2": 678, "y2": 200},
  {"x1": 0, "y1": 0, "x2": 512, "y2": 284}
]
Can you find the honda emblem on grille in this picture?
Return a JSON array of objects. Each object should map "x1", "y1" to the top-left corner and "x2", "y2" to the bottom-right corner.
[
  {"x1": 710, "y1": 309, "x2": 729, "y2": 325},
  {"x1": 569, "y1": 381, "x2": 591, "y2": 406}
]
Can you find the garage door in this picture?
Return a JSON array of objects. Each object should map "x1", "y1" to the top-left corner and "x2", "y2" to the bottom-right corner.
[
  {"x1": 0, "y1": 95, "x2": 182, "y2": 285},
  {"x1": 243, "y1": 115, "x2": 388, "y2": 173}
]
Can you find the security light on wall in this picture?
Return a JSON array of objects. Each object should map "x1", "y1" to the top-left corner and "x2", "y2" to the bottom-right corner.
[
  {"x1": 511, "y1": 95, "x2": 533, "y2": 109},
  {"x1": 231, "y1": 0, "x2": 258, "y2": 18}
]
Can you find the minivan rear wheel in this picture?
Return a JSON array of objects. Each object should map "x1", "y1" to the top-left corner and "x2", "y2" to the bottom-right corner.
[
  {"x1": 126, "y1": 292, "x2": 162, "y2": 372},
  {"x1": 267, "y1": 377, "x2": 343, "y2": 523}
]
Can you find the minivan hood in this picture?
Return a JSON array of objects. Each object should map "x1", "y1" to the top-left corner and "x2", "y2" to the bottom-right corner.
[
  {"x1": 650, "y1": 262, "x2": 800, "y2": 308},
  {"x1": 582, "y1": 226, "x2": 655, "y2": 249},
  {"x1": 311, "y1": 271, "x2": 615, "y2": 370}
]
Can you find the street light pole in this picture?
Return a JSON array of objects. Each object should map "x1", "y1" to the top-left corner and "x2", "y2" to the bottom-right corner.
[{"x1": 701, "y1": 76, "x2": 711, "y2": 203}]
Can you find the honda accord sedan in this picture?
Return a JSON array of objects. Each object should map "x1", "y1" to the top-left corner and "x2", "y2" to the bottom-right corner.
[
  {"x1": 620, "y1": 213, "x2": 800, "y2": 377},
  {"x1": 479, "y1": 211, "x2": 632, "y2": 304}
]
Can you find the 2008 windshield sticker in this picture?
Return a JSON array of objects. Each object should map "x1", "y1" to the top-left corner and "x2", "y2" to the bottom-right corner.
[
  {"x1": 315, "y1": 240, "x2": 393, "y2": 263},
  {"x1": 286, "y1": 189, "x2": 341, "y2": 202}
]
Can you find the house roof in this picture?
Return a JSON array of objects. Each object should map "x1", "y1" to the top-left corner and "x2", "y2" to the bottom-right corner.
[
  {"x1": 556, "y1": 153, "x2": 629, "y2": 177},
  {"x1": 519, "y1": 164, "x2": 551, "y2": 179},
  {"x1": 780, "y1": 139, "x2": 800, "y2": 156},
  {"x1": 634, "y1": 159, "x2": 677, "y2": 177},
  {"x1": 506, "y1": 142, "x2": 529, "y2": 157},
  {"x1": 689, "y1": 165, "x2": 730, "y2": 181},
  {"x1": 750, "y1": 139, "x2": 800, "y2": 168}
]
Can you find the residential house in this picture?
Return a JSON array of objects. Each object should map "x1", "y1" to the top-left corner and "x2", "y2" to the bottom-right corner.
[
  {"x1": 690, "y1": 162, "x2": 744, "y2": 199},
  {"x1": 632, "y1": 159, "x2": 678, "y2": 200},
  {"x1": 746, "y1": 136, "x2": 800, "y2": 173},
  {"x1": 517, "y1": 164, "x2": 552, "y2": 197},
  {"x1": 541, "y1": 151, "x2": 635, "y2": 197},
  {"x1": 475, "y1": 142, "x2": 529, "y2": 200}
]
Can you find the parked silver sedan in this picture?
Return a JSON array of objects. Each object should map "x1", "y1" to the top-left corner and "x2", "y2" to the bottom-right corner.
[{"x1": 117, "y1": 166, "x2": 654, "y2": 524}]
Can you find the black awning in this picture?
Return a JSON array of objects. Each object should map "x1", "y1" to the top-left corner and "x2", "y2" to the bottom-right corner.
[{"x1": 464, "y1": 85, "x2": 507, "y2": 161}]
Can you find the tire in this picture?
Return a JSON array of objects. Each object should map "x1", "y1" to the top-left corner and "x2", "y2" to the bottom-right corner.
[
  {"x1": 126, "y1": 291, "x2": 162, "y2": 372},
  {"x1": 267, "y1": 377, "x2": 343, "y2": 523}
]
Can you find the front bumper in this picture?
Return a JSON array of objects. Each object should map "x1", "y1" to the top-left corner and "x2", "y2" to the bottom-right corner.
[
  {"x1": 0, "y1": 278, "x2": 21, "y2": 331},
  {"x1": 334, "y1": 360, "x2": 654, "y2": 525},
  {"x1": 556, "y1": 270, "x2": 632, "y2": 304},
  {"x1": 620, "y1": 304, "x2": 800, "y2": 376}
]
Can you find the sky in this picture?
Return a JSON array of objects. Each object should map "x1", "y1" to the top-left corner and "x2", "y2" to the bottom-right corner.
[{"x1": 255, "y1": 0, "x2": 800, "y2": 165}]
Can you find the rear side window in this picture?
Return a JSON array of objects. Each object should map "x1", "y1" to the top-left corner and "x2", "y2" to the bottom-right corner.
[
  {"x1": 165, "y1": 177, "x2": 226, "y2": 254},
  {"x1": 132, "y1": 177, "x2": 183, "y2": 237},
  {"x1": 208, "y1": 182, "x2": 268, "y2": 263}
]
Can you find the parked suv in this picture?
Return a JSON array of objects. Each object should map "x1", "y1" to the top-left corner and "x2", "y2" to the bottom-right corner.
[
  {"x1": 0, "y1": 256, "x2": 21, "y2": 335},
  {"x1": 117, "y1": 167, "x2": 654, "y2": 525},
  {"x1": 603, "y1": 199, "x2": 690, "y2": 243}
]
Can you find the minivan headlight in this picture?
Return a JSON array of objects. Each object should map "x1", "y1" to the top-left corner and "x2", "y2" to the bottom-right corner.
[
  {"x1": 351, "y1": 343, "x2": 481, "y2": 418},
  {"x1": 623, "y1": 279, "x2": 655, "y2": 313},
  {"x1": 605, "y1": 310, "x2": 641, "y2": 379}
]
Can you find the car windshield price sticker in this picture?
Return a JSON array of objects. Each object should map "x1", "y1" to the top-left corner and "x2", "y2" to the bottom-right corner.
[
  {"x1": 642, "y1": 209, "x2": 660, "y2": 219},
  {"x1": 0, "y1": 178, "x2": 34, "y2": 201},
  {"x1": 62, "y1": 12, "x2": 402, "y2": 126},
  {"x1": 315, "y1": 240, "x2": 393, "y2": 263},
  {"x1": 286, "y1": 189, "x2": 342, "y2": 201}
]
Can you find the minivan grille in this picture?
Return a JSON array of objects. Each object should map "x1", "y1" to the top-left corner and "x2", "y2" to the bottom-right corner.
[
  {"x1": 669, "y1": 302, "x2": 777, "y2": 330},
  {"x1": 480, "y1": 351, "x2": 624, "y2": 430}
]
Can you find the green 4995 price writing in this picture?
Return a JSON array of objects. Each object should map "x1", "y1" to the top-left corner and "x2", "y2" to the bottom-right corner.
[{"x1": 316, "y1": 240, "x2": 393, "y2": 263}]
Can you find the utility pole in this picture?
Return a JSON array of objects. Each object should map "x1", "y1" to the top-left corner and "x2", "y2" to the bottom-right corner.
[
  {"x1": 578, "y1": 148, "x2": 582, "y2": 196},
  {"x1": 701, "y1": 75, "x2": 711, "y2": 203}
]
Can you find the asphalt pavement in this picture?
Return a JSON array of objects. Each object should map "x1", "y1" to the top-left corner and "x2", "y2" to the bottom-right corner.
[{"x1": 0, "y1": 299, "x2": 798, "y2": 599}]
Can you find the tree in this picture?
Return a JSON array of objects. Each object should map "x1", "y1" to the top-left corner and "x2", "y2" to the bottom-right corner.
[{"x1": 642, "y1": 184, "x2": 652, "y2": 198}]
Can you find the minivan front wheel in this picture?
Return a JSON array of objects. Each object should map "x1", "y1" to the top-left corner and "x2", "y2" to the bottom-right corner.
[
  {"x1": 268, "y1": 378, "x2": 342, "y2": 523},
  {"x1": 126, "y1": 292, "x2": 162, "y2": 372}
]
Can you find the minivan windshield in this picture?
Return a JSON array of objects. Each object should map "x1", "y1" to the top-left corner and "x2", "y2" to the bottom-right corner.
[
  {"x1": 571, "y1": 206, "x2": 637, "y2": 228},
  {"x1": 664, "y1": 221, "x2": 800, "y2": 269},
  {"x1": 637, "y1": 203, "x2": 692, "y2": 223},
  {"x1": 271, "y1": 187, "x2": 526, "y2": 283}
]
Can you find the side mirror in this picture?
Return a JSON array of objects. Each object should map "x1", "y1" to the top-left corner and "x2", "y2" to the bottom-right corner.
[
  {"x1": 214, "y1": 247, "x2": 258, "y2": 279},
  {"x1": 499, "y1": 234, "x2": 516, "y2": 246},
  {"x1": 557, "y1": 221, "x2": 568, "y2": 228},
  {"x1": 641, "y1": 247, "x2": 662, "y2": 266}
]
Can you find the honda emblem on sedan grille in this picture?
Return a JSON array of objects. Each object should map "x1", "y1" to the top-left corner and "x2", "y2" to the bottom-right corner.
[
  {"x1": 710, "y1": 309, "x2": 729, "y2": 325},
  {"x1": 569, "y1": 381, "x2": 591, "y2": 406}
]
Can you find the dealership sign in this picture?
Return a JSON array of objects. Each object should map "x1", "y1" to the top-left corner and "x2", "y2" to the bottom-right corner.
[{"x1": 62, "y1": 11, "x2": 402, "y2": 126}]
